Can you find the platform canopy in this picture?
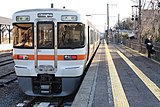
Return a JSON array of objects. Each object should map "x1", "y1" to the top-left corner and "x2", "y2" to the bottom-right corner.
[{"x1": 0, "y1": 16, "x2": 12, "y2": 25}]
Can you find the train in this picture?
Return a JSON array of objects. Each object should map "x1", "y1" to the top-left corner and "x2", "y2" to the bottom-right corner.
[{"x1": 12, "y1": 8, "x2": 100, "y2": 97}]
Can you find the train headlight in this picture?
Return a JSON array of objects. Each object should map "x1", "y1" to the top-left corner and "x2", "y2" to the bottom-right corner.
[
  {"x1": 64, "y1": 55, "x2": 77, "y2": 60},
  {"x1": 61, "y1": 15, "x2": 77, "y2": 21},
  {"x1": 17, "y1": 55, "x2": 29, "y2": 60}
]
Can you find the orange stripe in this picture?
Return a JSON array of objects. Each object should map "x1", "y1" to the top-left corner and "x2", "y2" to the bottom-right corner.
[
  {"x1": 13, "y1": 54, "x2": 86, "y2": 60},
  {"x1": 77, "y1": 54, "x2": 86, "y2": 60},
  {"x1": 13, "y1": 55, "x2": 17, "y2": 59},
  {"x1": 28, "y1": 55, "x2": 34, "y2": 60},
  {"x1": 38, "y1": 55, "x2": 54, "y2": 60},
  {"x1": 58, "y1": 55, "x2": 64, "y2": 60}
]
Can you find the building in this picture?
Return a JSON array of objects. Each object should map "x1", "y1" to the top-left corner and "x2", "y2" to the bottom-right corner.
[{"x1": 0, "y1": 16, "x2": 12, "y2": 44}]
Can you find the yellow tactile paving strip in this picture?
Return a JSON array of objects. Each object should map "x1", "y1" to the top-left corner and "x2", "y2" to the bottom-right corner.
[
  {"x1": 105, "y1": 42, "x2": 130, "y2": 107},
  {"x1": 117, "y1": 50, "x2": 160, "y2": 101}
]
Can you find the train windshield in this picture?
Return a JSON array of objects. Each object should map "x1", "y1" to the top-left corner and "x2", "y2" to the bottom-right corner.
[
  {"x1": 58, "y1": 23, "x2": 85, "y2": 49},
  {"x1": 12, "y1": 23, "x2": 33, "y2": 48},
  {"x1": 37, "y1": 22, "x2": 54, "y2": 49}
]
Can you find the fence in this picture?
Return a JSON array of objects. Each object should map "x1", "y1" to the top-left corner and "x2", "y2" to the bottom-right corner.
[{"x1": 123, "y1": 39, "x2": 160, "y2": 62}]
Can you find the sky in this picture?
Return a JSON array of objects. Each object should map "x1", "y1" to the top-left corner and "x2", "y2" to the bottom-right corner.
[{"x1": 0, "y1": 0, "x2": 134, "y2": 32}]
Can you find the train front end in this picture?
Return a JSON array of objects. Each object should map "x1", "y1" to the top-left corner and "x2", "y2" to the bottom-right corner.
[{"x1": 12, "y1": 9, "x2": 87, "y2": 96}]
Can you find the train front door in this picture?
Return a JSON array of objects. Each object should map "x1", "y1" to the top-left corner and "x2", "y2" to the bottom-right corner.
[{"x1": 35, "y1": 21, "x2": 57, "y2": 74}]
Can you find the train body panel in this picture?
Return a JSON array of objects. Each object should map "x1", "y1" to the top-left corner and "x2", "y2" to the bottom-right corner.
[
  {"x1": 12, "y1": 8, "x2": 100, "y2": 96},
  {"x1": 17, "y1": 76, "x2": 81, "y2": 97},
  {"x1": 14, "y1": 48, "x2": 87, "y2": 77}
]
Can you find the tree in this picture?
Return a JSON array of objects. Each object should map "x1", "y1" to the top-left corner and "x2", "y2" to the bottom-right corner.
[{"x1": 115, "y1": 18, "x2": 134, "y2": 30}]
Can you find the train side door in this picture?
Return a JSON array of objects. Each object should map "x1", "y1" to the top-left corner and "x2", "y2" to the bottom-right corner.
[{"x1": 35, "y1": 21, "x2": 56, "y2": 74}]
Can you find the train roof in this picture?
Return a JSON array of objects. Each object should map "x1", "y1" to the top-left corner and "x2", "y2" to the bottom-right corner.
[{"x1": 14, "y1": 8, "x2": 78, "y2": 14}]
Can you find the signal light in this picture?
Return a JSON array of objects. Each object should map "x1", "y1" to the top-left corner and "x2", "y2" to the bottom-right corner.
[
  {"x1": 131, "y1": 17, "x2": 134, "y2": 21},
  {"x1": 131, "y1": 15, "x2": 134, "y2": 21},
  {"x1": 135, "y1": 15, "x2": 138, "y2": 21},
  {"x1": 158, "y1": 2, "x2": 160, "y2": 7},
  {"x1": 131, "y1": 15, "x2": 138, "y2": 21}
]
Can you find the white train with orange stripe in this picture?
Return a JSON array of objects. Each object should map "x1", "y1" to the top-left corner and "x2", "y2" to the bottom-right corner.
[{"x1": 12, "y1": 8, "x2": 100, "y2": 96}]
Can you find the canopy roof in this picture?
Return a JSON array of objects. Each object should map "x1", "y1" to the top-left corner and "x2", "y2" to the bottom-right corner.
[{"x1": 0, "y1": 16, "x2": 12, "y2": 25}]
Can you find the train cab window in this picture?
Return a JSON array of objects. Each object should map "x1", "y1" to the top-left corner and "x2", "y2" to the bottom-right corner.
[
  {"x1": 37, "y1": 22, "x2": 54, "y2": 49},
  {"x1": 58, "y1": 23, "x2": 85, "y2": 49},
  {"x1": 12, "y1": 23, "x2": 33, "y2": 48}
]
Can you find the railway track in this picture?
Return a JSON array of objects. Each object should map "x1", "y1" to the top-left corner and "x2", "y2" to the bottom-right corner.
[
  {"x1": 0, "y1": 52, "x2": 14, "y2": 66},
  {"x1": 16, "y1": 95, "x2": 74, "y2": 107},
  {"x1": 0, "y1": 59, "x2": 14, "y2": 66},
  {"x1": 0, "y1": 70, "x2": 17, "y2": 87},
  {"x1": 0, "y1": 53, "x2": 16, "y2": 87},
  {"x1": 0, "y1": 52, "x2": 12, "y2": 58}
]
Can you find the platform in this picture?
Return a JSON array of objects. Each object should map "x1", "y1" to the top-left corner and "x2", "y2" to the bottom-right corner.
[
  {"x1": 71, "y1": 40, "x2": 113, "y2": 107},
  {"x1": 71, "y1": 40, "x2": 160, "y2": 107},
  {"x1": 0, "y1": 44, "x2": 13, "y2": 53}
]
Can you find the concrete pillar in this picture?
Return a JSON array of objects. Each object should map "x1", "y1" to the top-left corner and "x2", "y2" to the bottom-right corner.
[{"x1": 8, "y1": 25, "x2": 11, "y2": 43}]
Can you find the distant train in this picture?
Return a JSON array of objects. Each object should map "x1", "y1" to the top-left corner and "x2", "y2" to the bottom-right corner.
[{"x1": 12, "y1": 8, "x2": 100, "y2": 96}]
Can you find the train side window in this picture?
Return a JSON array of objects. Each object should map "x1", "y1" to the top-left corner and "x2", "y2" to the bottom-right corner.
[
  {"x1": 90, "y1": 29, "x2": 94, "y2": 45},
  {"x1": 12, "y1": 23, "x2": 34, "y2": 48}
]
